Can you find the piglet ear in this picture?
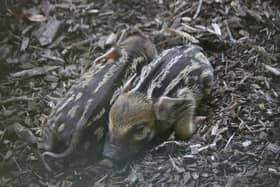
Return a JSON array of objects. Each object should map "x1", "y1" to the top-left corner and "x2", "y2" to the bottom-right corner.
[
  {"x1": 120, "y1": 74, "x2": 137, "y2": 93},
  {"x1": 153, "y1": 96, "x2": 194, "y2": 123},
  {"x1": 93, "y1": 47, "x2": 120, "y2": 64}
]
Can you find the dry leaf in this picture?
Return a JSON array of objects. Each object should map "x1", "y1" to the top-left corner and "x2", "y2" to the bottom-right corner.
[
  {"x1": 26, "y1": 13, "x2": 48, "y2": 22},
  {"x1": 7, "y1": 8, "x2": 25, "y2": 20},
  {"x1": 7, "y1": 0, "x2": 50, "y2": 23}
]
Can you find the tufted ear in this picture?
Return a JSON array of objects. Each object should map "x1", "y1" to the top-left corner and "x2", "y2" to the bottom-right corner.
[{"x1": 153, "y1": 96, "x2": 194, "y2": 123}]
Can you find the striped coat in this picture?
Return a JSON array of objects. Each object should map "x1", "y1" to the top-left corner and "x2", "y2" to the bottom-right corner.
[{"x1": 103, "y1": 44, "x2": 214, "y2": 161}]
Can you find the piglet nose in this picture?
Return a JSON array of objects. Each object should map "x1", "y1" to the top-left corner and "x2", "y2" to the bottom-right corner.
[
  {"x1": 103, "y1": 148, "x2": 121, "y2": 161},
  {"x1": 103, "y1": 141, "x2": 121, "y2": 161},
  {"x1": 102, "y1": 148, "x2": 114, "y2": 159}
]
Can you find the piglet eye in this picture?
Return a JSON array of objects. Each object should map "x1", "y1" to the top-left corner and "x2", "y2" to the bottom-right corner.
[
  {"x1": 133, "y1": 124, "x2": 148, "y2": 141},
  {"x1": 134, "y1": 124, "x2": 145, "y2": 132}
]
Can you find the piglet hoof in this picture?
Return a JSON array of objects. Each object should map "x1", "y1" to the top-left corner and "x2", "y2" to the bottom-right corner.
[{"x1": 98, "y1": 159, "x2": 114, "y2": 168}]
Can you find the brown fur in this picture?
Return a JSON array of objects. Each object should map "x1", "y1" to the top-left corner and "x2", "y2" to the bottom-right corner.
[
  {"x1": 104, "y1": 91, "x2": 195, "y2": 160},
  {"x1": 110, "y1": 93, "x2": 155, "y2": 130}
]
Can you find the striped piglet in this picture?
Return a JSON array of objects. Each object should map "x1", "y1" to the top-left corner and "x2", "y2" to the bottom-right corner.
[{"x1": 103, "y1": 45, "x2": 214, "y2": 161}]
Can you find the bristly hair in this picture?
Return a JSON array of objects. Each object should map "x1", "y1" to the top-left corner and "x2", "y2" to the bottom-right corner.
[
  {"x1": 112, "y1": 92, "x2": 152, "y2": 116},
  {"x1": 127, "y1": 92, "x2": 151, "y2": 105}
]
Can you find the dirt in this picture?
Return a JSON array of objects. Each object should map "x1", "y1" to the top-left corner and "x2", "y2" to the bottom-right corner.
[{"x1": 0, "y1": 0, "x2": 280, "y2": 186}]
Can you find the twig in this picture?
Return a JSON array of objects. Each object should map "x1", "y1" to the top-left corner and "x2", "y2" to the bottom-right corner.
[
  {"x1": 254, "y1": 46, "x2": 277, "y2": 62},
  {"x1": 193, "y1": 0, "x2": 203, "y2": 19},
  {"x1": 172, "y1": 9, "x2": 192, "y2": 22},
  {"x1": 245, "y1": 152, "x2": 263, "y2": 159},
  {"x1": 197, "y1": 143, "x2": 216, "y2": 152},
  {"x1": 268, "y1": 168, "x2": 280, "y2": 176},
  {"x1": 263, "y1": 64, "x2": 280, "y2": 76},
  {"x1": 0, "y1": 108, "x2": 17, "y2": 117},
  {"x1": 10, "y1": 66, "x2": 60, "y2": 78},
  {"x1": 239, "y1": 75, "x2": 250, "y2": 84},
  {"x1": 224, "y1": 132, "x2": 236, "y2": 150},
  {"x1": 152, "y1": 140, "x2": 188, "y2": 151},
  {"x1": 181, "y1": 23, "x2": 199, "y2": 33},
  {"x1": 66, "y1": 35, "x2": 96, "y2": 49},
  {"x1": 169, "y1": 155, "x2": 185, "y2": 173},
  {"x1": 0, "y1": 96, "x2": 37, "y2": 104},
  {"x1": 13, "y1": 157, "x2": 22, "y2": 171},
  {"x1": 93, "y1": 175, "x2": 108, "y2": 187},
  {"x1": 224, "y1": 20, "x2": 235, "y2": 42}
]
